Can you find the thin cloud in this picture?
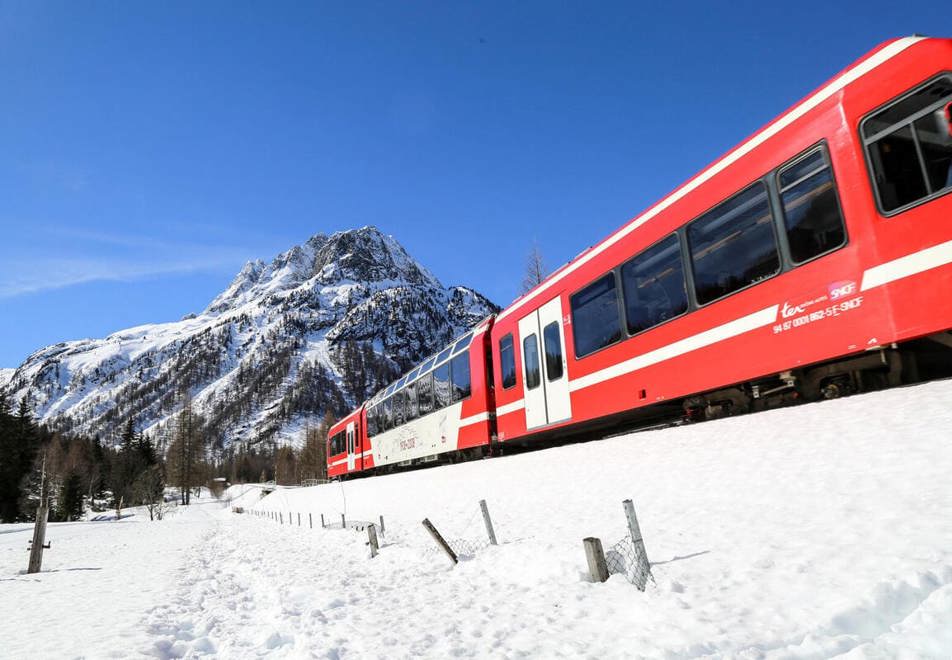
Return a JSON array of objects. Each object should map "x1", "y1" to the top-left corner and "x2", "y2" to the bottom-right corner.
[{"x1": 0, "y1": 252, "x2": 248, "y2": 299}]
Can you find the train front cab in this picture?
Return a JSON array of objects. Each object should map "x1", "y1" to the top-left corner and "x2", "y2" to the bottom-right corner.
[{"x1": 327, "y1": 406, "x2": 366, "y2": 479}]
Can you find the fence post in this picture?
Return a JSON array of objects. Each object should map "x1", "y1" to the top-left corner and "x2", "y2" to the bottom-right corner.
[
  {"x1": 479, "y1": 499, "x2": 497, "y2": 545},
  {"x1": 583, "y1": 537, "x2": 609, "y2": 583},
  {"x1": 422, "y1": 518, "x2": 458, "y2": 565},
  {"x1": 27, "y1": 498, "x2": 50, "y2": 574},
  {"x1": 320, "y1": 514, "x2": 325, "y2": 528},
  {"x1": 280, "y1": 512, "x2": 283, "y2": 525},
  {"x1": 379, "y1": 515, "x2": 385, "y2": 536},
  {"x1": 297, "y1": 512, "x2": 301, "y2": 527},
  {"x1": 622, "y1": 498, "x2": 652, "y2": 589},
  {"x1": 309, "y1": 513, "x2": 313, "y2": 529},
  {"x1": 367, "y1": 523, "x2": 379, "y2": 558},
  {"x1": 341, "y1": 513, "x2": 346, "y2": 529}
]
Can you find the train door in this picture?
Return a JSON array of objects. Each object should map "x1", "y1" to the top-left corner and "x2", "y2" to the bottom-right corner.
[
  {"x1": 346, "y1": 421, "x2": 356, "y2": 472},
  {"x1": 517, "y1": 297, "x2": 572, "y2": 429}
]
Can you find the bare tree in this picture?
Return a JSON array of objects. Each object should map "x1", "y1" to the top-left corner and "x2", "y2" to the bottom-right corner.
[
  {"x1": 521, "y1": 242, "x2": 547, "y2": 294},
  {"x1": 167, "y1": 393, "x2": 203, "y2": 505},
  {"x1": 133, "y1": 465, "x2": 169, "y2": 521}
]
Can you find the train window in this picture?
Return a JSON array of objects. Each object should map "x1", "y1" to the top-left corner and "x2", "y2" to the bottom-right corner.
[
  {"x1": 329, "y1": 431, "x2": 346, "y2": 456},
  {"x1": 367, "y1": 406, "x2": 377, "y2": 437},
  {"x1": 499, "y1": 334, "x2": 517, "y2": 389},
  {"x1": 433, "y1": 361, "x2": 452, "y2": 408},
  {"x1": 570, "y1": 273, "x2": 622, "y2": 358},
  {"x1": 450, "y1": 350, "x2": 471, "y2": 400},
  {"x1": 393, "y1": 390, "x2": 406, "y2": 427},
  {"x1": 452, "y1": 334, "x2": 472, "y2": 355},
  {"x1": 523, "y1": 334, "x2": 541, "y2": 389},
  {"x1": 620, "y1": 234, "x2": 688, "y2": 335},
  {"x1": 405, "y1": 382, "x2": 419, "y2": 421},
  {"x1": 435, "y1": 346, "x2": 452, "y2": 365},
  {"x1": 777, "y1": 148, "x2": 846, "y2": 264},
  {"x1": 863, "y1": 75, "x2": 952, "y2": 213},
  {"x1": 382, "y1": 397, "x2": 393, "y2": 431},
  {"x1": 688, "y1": 182, "x2": 780, "y2": 305},
  {"x1": 418, "y1": 373, "x2": 434, "y2": 415},
  {"x1": 542, "y1": 322, "x2": 563, "y2": 381}
]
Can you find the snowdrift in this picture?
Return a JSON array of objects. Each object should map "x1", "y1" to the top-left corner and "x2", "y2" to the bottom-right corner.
[{"x1": 242, "y1": 379, "x2": 952, "y2": 657}]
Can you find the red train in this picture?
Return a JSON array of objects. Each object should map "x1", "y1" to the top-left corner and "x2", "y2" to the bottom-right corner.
[{"x1": 329, "y1": 36, "x2": 952, "y2": 478}]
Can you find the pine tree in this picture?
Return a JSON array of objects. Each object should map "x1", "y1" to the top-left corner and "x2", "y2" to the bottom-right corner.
[{"x1": 58, "y1": 472, "x2": 84, "y2": 521}]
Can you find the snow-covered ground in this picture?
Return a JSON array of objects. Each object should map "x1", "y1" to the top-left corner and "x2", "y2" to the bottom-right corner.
[{"x1": 3, "y1": 380, "x2": 952, "y2": 658}]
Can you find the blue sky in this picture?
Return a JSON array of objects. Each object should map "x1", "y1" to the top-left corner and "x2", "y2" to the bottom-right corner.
[{"x1": 0, "y1": 1, "x2": 947, "y2": 367}]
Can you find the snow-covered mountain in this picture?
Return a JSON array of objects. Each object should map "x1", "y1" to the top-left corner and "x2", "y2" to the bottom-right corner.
[{"x1": 0, "y1": 227, "x2": 498, "y2": 450}]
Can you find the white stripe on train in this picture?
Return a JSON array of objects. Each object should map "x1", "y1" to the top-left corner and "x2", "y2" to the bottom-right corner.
[{"x1": 491, "y1": 238, "x2": 952, "y2": 412}]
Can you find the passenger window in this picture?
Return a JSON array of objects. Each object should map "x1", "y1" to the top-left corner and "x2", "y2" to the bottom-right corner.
[
  {"x1": 452, "y1": 334, "x2": 471, "y2": 355},
  {"x1": 570, "y1": 274, "x2": 622, "y2": 357},
  {"x1": 367, "y1": 406, "x2": 377, "y2": 436},
  {"x1": 863, "y1": 76, "x2": 952, "y2": 213},
  {"x1": 542, "y1": 322, "x2": 564, "y2": 381},
  {"x1": 499, "y1": 334, "x2": 517, "y2": 389},
  {"x1": 523, "y1": 334, "x2": 541, "y2": 389},
  {"x1": 393, "y1": 390, "x2": 405, "y2": 427},
  {"x1": 621, "y1": 234, "x2": 688, "y2": 334},
  {"x1": 418, "y1": 374, "x2": 434, "y2": 415},
  {"x1": 405, "y1": 383, "x2": 418, "y2": 421},
  {"x1": 436, "y1": 347, "x2": 452, "y2": 365},
  {"x1": 433, "y1": 362, "x2": 451, "y2": 408},
  {"x1": 777, "y1": 148, "x2": 847, "y2": 263},
  {"x1": 382, "y1": 398, "x2": 392, "y2": 431},
  {"x1": 688, "y1": 182, "x2": 780, "y2": 305},
  {"x1": 450, "y1": 351, "x2": 471, "y2": 400}
]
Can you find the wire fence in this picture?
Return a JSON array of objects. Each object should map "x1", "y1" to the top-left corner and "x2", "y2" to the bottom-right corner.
[
  {"x1": 605, "y1": 534, "x2": 653, "y2": 591},
  {"x1": 242, "y1": 496, "x2": 653, "y2": 592}
]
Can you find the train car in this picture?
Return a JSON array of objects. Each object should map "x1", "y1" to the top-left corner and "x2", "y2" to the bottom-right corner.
[
  {"x1": 490, "y1": 36, "x2": 952, "y2": 445},
  {"x1": 328, "y1": 319, "x2": 496, "y2": 477},
  {"x1": 326, "y1": 406, "x2": 365, "y2": 479}
]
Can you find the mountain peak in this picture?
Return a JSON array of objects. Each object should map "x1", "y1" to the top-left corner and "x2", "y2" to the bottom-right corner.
[{"x1": 3, "y1": 226, "x2": 498, "y2": 448}]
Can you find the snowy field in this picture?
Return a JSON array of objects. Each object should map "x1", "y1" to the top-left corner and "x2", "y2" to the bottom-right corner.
[{"x1": 2, "y1": 380, "x2": 952, "y2": 658}]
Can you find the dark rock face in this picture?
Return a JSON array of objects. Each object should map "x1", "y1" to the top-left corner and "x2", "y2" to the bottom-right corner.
[{"x1": 2, "y1": 226, "x2": 499, "y2": 449}]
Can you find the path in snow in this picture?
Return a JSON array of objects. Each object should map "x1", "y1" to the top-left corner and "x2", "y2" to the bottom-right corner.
[{"x1": 0, "y1": 499, "x2": 218, "y2": 658}]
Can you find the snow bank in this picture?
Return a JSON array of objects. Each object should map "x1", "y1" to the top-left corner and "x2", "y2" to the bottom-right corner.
[
  {"x1": 240, "y1": 379, "x2": 952, "y2": 657},
  {"x1": 2, "y1": 380, "x2": 950, "y2": 657}
]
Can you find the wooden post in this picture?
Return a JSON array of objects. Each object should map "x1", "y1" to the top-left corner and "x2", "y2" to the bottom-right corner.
[
  {"x1": 320, "y1": 513, "x2": 325, "y2": 528},
  {"x1": 379, "y1": 515, "x2": 385, "y2": 536},
  {"x1": 583, "y1": 537, "x2": 609, "y2": 583},
  {"x1": 27, "y1": 499, "x2": 50, "y2": 574},
  {"x1": 27, "y1": 455, "x2": 50, "y2": 574},
  {"x1": 297, "y1": 512, "x2": 301, "y2": 526},
  {"x1": 309, "y1": 513, "x2": 313, "y2": 529},
  {"x1": 341, "y1": 513, "x2": 346, "y2": 529},
  {"x1": 367, "y1": 523, "x2": 379, "y2": 558},
  {"x1": 479, "y1": 499, "x2": 497, "y2": 545},
  {"x1": 280, "y1": 512, "x2": 283, "y2": 525},
  {"x1": 422, "y1": 518, "x2": 458, "y2": 565}
]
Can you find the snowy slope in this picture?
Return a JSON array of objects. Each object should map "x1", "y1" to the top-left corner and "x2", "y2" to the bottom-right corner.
[
  {"x1": 237, "y1": 380, "x2": 952, "y2": 658},
  {"x1": 0, "y1": 368, "x2": 13, "y2": 390},
  {"x1": 2, "y1": 380, "x2": 951, "y2": 657},
  {"x1": 0, "y1": 227, "x2": 497, "y2": 448}
]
